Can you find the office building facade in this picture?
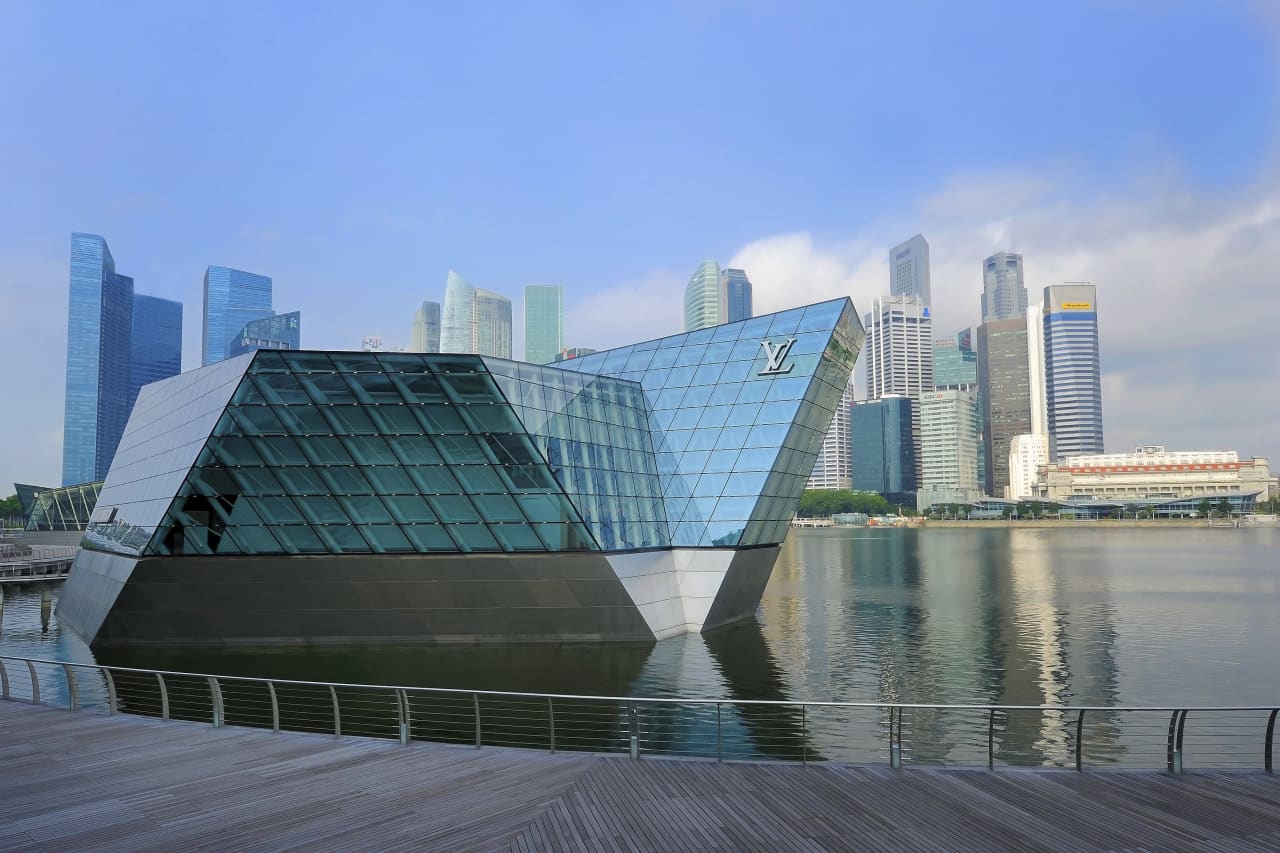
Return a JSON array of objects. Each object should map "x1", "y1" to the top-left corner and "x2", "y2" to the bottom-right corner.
[
  {"x1": 933, "y1": 329, "x2": 977, "y2": 389},
  {"x1": 684, "y1": 260, "x2": 724, "y2": 331},
  {"x1": 850, "y1": 396, "x2": 916, "y2": 505},
  {"x1": 981, "y1": 252, "x2": 1028, "y2": 323},
  {"x1": 1035, "y1": 447, "x2": 1275, "y2": 504},
  {"x1": 978, "y1": 318, "x2": 1032, "y2": 497},
  {"x1": 63, "y1": 233, "x2": 183, "y2": 486},
  {"x1": 889, "y1": 234, "x2": 931, "y2": 305},
  {"x1": 1008, "y1": 433, "x2": 1050, "y2": 500},
  {"x1": 806, "y1": 383, "x2": 853, "y2": 490},
  {"x1": 523, "y1": 285, "x2": 564, "y2": 364},
  {"x1": 917, "y1": 389, "x2": 981, "y2": 509},
  {"x1": 1043, "y1": 283, "x2": 1104, "y2": 456},
  {"x1": 864, "y1": 295, "x2": 933, "y2": 399},
  {"x1": 230, "y1": 311, "x2": 301, "y2": 358},
  {"x1": 441, "y1": 270, "x2": 513, "y2": 358},
  {"x1": 59, "y1": 299, "x2": 863, "y2": 648},
  {"x1": 411, "y1": 301, "x2": 441, "y2": 353},
  {"x1": 721, "y1": 268, "x2": 753, "y2": 323},
  {"x1": 203, "y1": 266, "x2": 273, "y2": 366}
]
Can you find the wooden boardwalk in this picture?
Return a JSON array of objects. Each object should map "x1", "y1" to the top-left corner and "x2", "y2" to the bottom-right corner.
[{"x1": 1, "y1": 702, "x2": 1279, "y2": 851}]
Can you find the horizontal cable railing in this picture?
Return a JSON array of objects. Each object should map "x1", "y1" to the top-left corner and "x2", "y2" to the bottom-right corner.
[{"x1": 1, "y1": 654, "x2": 1276, "y2": 773}]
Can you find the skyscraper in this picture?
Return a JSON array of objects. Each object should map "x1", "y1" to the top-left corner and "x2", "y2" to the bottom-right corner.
[
  {"x1": 129, "y1": 295, "x2": 183, "y2": 406},
  {"x1": 850, "y1": 396, "x2": 917, "y2": 506},
  {"x1": 229, "y1": 312, "x2": 301, "y2": 357},
  {"x1": 523, "y1": 284, "x2": 564, "y2": 364},
  {"x1": 721, "y1": 268, "x2": 753, "y2": 323},
  {"x1": 1043, "y1": 283, "x2": 1104, "y2": 456},
  {"x1": 981, "y1": 252, "x2": 1028, "y2": 322},
  {"x1": 440, "y1": 270, "x2": 512, "y2": 358},
  {"x1": 203, "y1": 266, "x2": 273, "y2": 366},
  {"x1": 63, "y1": 233, "x2": 183, "y2": 486},
  {"x1": 411, "y1": 301, "x2": 441, "y2": 353},
  {"x1": 864, "y1": 295, "x2": 933, "y2": 399},
  {"x1": 917, "y1": 388, "x2": 981, "y2": 509},
  {"x1": 933, "y1": 328, "x2": 977, "y2": 389},
  {"x1": 889, "y1": 234, "x2": 931, "y2": 305},
  {"x1": 683, "y1": 260, "x2": 724, "y2": 331},
  {"x1": 978, "y1": 318, "x2": 1032, "y2": 497},
  {"x1": 806, "y1": 382, "x2": 853, "y2": 490}
]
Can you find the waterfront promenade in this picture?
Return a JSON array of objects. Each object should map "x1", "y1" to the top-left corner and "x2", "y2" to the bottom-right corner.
[{"x1": 2, "y1": 702, "x2": 1279, "y2": 851}]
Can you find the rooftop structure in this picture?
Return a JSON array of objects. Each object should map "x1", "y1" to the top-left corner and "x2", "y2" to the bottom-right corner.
[{"x1": 58, "y1": 299, "x2": 863, "y2": 648}]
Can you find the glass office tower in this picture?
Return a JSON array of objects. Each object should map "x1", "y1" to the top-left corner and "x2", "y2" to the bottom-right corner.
[
  {"x1": 64, "y1": 234, "x2": 135, "y2": 485},
  {"x1": 411, "y1": 301, "x2": 441, "y2": 353},
  {"x1": 721, "y1": 268, "x2": 753, "y2": 323},
  {"x1": 230, "y1": 311, "x2": 301, "y2": 357},
  {"x1": 60, "y1": 299, "x2": 863, "y2": 648},
  {"x1": 441, "y1": 270, "x2": 513, "y2": 358},
  {"x1": 203, "y1": 266, "x2": 273, "y2": 366},
  {"x1": 523, "y1": 285, "x2": 564, "y2": 364},
  {"x1": 1043, "y1": 283, "x2": 1104, "y2": 455},
  {"x1": 684, "y1": 260, "x2": 724, "y2": 331},
  {"x1": 978, "y1": 318, "x2": 1032, "y2": 497},
  {"x1": 850, "y1": 396, "x2": 916, "y2": 506},
  {"x1": 981, "y1": 252, "x2": 1028, "y2": 322},
  {"x1": 129, "y1": 295, "x2": 183, "y2": 407}
]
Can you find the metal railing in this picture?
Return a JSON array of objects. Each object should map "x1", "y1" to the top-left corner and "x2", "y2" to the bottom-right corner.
[
  {"x1": 1, "y1": 654, "x2": 1276, "y2": 772},
  {"x1": 0, "y1": 546, "x2": 78, "y2": 583}
]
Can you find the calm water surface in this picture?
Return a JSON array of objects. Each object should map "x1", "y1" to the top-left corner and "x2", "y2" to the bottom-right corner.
[{"x1": 3, "y1": 527, "x2": 1277, "y2": 764}]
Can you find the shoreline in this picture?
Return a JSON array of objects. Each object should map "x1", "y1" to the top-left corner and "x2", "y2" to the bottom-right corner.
[{"x1": 911, "y1": 518, "x2": 1236, "y2": 529}]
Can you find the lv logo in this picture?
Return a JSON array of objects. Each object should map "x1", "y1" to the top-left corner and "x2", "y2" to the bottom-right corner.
[{"x1": 758, "y1": 338, "x2": 797, "y2": 376}]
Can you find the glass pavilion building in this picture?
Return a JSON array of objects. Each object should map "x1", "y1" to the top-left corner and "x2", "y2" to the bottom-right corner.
[{"x1": 58, "y1": 299, "x2": 863, "y2": 648}]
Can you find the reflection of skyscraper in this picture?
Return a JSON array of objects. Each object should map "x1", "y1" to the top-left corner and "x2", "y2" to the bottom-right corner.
[
  {"x1": 683, "y1": 260, "x2": 723, "y2": 331},
  {"x1": 441, "y1": 270, "x2": 513, "y2": 358},
  {"x1": 203, "y1": 266, "x2": 273, "y2": 366},
  {"x1": 523, "y1": 285, "x2": 564, "y2": 364},
  {"x1": 721, "y1": 268, "x2": 753, "y2": 323},
  {"x1": 981, "y1": 252, "x2": 1028, "y2": 322},
  {"x1": 807, "y1": 383, "x2": 853, "y2": 490},
  {"x1": 411, "y1": 301, "x2": 441, "y2": 353},
  {"x1": 889, "y1": 234, "x2": 931, "y2": 305}
]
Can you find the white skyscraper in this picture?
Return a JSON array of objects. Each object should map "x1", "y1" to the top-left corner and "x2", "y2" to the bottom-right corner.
[
  {"x1": 441, "y1": 270, "x2": 513, "y2": 358},
  {"x1": 889, "y1": 234, "x2": 931, "y2": 305},
  {"x1": 916, "y1": 388, "x2": 982, "y2": 509},
  {"x1": 807, "y1": 382, "x2": 854, "y2": 491},
  {"x1": 865, "y1": 295, "x2": 933, "y2": 489},
  {"x1": 1008, "y1": 433, "x2": 1050, "y2": 500},
  {"x1": 1027, "y1": 299, "x2": 1049, "y2": 438},
  {"x1": 683, "y1": 260, "x2": 725, "y2": 331}
]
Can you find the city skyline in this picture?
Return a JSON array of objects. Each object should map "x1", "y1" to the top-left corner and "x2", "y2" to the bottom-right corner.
[{"x1": 2, "y1": 2, "x2": 1278, "y2": 489}]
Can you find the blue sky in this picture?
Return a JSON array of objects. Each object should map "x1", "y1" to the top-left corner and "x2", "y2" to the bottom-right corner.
[{"x1": 1, "y1": 1, "x2": 1278, "y2": 490}]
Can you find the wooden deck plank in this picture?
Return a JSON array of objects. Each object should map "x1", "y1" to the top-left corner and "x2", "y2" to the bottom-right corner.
[{"x1": 1, "y1": 701, "x2": 1279, "y2": 851}]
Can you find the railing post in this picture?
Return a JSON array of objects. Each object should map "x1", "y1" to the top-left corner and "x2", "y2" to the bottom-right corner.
[
  {"x1": 987, "y1": 708, "x2": 996, "y2": 770},
  {"x1": 1075, "y1": 710, "x2": 1085, "y2": 771},
  {"x1": 1167, "y1": 710, "x2": 1187, "y2": 774},
  {"x1": 628, "y1": 702, "x2": 639, "y2": 760},
  {"x1": 0, "y1": 659, "x2": 9, "y2": 701},
  {"x1": 473, "y1": 693, "x2": 482, "y2": 748},
  {"x1": 801, "y1": 704, "x2": 807, "y2": 765},
  {"x1": 156, "y1": 672, "x2": 169, "y2": 720},
  {"x1": 329, "y1": 685, "x2": 341, "y2": 738},
  {"x1": 103, "y1": 669, "x2": 117, "y2": 715},
  {"x1": 890, "y1": 707, "x2": 902, "y2": 770},
  {"x1": 267, "y1": 681, "x2": 280, "y2": 733},
  {"x1": 1265, "y1": 709, "x2": 1277, "y2": 773},
  {"x1": 716, "y1": 702, "x2": 722, "y2": 763},
  {"x1": 397, "y1": 689, "x2": 409, "y2": 746},
  {"x1": 26, "y1": 661, "x2": 40, "y2": 705},
  {"x1": 548, "y1": 697, "x2": 555, "y2": 754},
  {"x1": 208, "y1": 677, "x2": 224, "y2": 728},
  {"x1": 62, "y1": 664, "x2": 79, "y2": 711}
]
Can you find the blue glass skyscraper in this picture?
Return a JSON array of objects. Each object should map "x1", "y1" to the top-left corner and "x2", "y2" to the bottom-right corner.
[
  {"x1": 1043, "y1": 283, "x2": 1104, "y2": 456},
  {"x1": 129, "y1": 295, "x2": 183, "y2": 407},
  {"x1": 850, "y1": 396, "x2": 916, "y2": 506},
  {"x1": 721, "y1": 268, "x2": 753, "y2": 323},
  {"x1": 64, "y1": 233, "x2": 183, "y2": 486},
  {"x1": 203, "y1": 266, "x2": 273, "y2": 366},
  {"x1": 63, "y1": 233, "x2": 135, "y2": 486}
]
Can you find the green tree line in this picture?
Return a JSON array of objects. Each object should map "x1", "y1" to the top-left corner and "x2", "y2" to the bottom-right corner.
[{"x1": 797, "y1": 490, "x2": 903, "y2": 517}]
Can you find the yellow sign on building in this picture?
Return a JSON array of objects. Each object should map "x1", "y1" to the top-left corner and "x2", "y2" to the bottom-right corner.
[{"x1": 1060, "y1": 302, "x2": 1092, "y2": 310}]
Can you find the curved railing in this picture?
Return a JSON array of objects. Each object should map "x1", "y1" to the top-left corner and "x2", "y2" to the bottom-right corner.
[{"x1": 1, "y1": 654, "x2": 1276, "y2": 772}]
